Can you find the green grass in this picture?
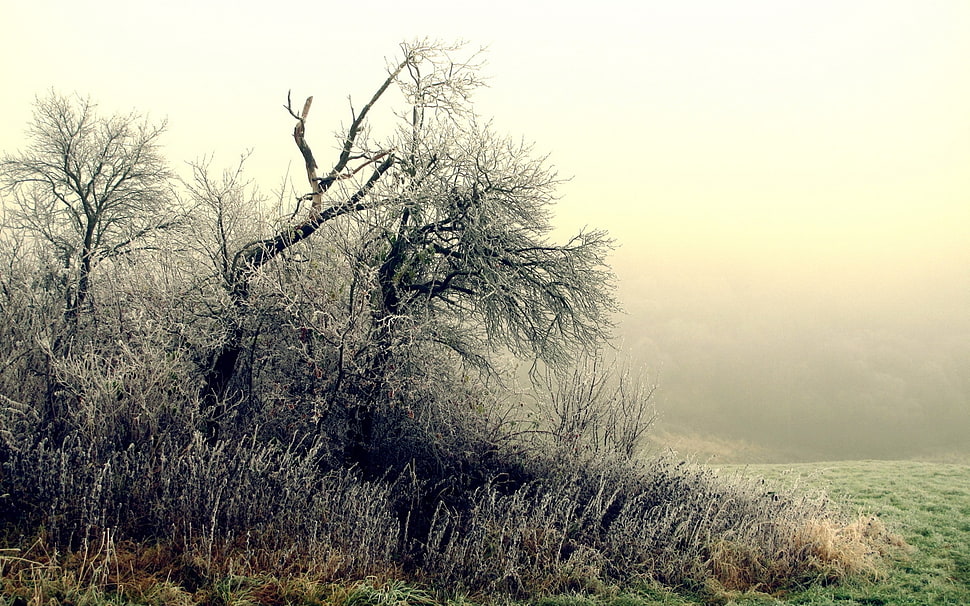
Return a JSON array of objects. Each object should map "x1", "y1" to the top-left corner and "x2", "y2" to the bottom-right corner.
[
  {"x1": 2, "y1": 460, "x2": 966, "y2": 606},
  {"x1": 705, "y1": 460, "x2": 970, "y2": 606}
]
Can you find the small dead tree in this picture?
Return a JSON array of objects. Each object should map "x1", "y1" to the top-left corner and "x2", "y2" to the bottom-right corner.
[
  {"x1": 542, "y1": 355, "x2": 659, "y2": 459},
  {"x1": 182, "y1": 152, "x2": 264, "y2": 291}
]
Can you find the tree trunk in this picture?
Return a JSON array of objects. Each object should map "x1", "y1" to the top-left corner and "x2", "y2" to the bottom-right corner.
[{"x1": 199, "y1": 320, "x2": 243, "y2": 442}]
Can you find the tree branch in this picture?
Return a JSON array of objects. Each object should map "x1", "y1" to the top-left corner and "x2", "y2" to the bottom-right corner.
[{"x1": 230, "y1": 154, "x2": 395, "y2": 290}]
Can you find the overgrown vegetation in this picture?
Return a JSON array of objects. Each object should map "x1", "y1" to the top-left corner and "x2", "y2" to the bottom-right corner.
[{"x1": 0, "y1": 41, "x2": 899, "y2": 603}]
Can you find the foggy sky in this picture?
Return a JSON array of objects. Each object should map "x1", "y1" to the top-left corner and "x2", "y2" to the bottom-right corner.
[
  {"x1": 1, "y1": 0, "x2": 968, "y2": 461},
  {"x1": 614, "y1": 249, "x2": 970, "y2": 461}
]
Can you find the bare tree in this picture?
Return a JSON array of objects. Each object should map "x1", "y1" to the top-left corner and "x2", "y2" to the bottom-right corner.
[
  {"x1": 0, "y1": 91, "x2": 175, "y2": 326},
  {"x1": 191, "y1": 41, "x2": 444, "y2": 415},
  {"x1": 353, "y1": 47, "x2": 617, "y2": 385},
  {"x1": 363, "y1": 124, "x2": 616, "y2": 374},
  {"x1": 182, "y1": 152, "x2": 264, "y2": 290},
  {"x1": 183, "y1": 41, "x2": 616, "y2": 447},
  {"x1": 540, "y1": 355, "x2": 659, "y2": 459}
]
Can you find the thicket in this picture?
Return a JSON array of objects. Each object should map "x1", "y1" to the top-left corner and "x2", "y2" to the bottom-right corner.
[{"x1": 0, "y1": 41, "x2": 894, "y2": 602}]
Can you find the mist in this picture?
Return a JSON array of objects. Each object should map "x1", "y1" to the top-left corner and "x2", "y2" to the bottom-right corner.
[{"x1": 610, "y1": 237, "x2": 970, "y2": 462}]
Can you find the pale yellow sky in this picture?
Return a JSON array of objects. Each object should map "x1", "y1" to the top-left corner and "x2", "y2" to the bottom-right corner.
[{"x1": 2, "y1": 0, "x2": 968, "y2": 458}]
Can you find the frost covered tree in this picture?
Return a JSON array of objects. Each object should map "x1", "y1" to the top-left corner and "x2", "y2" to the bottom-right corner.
[
  {"x1": 192, "y1": 42, "x2": 615, "y2": 415},
  {"x1": 0, "y1": 92, "x2": 174, "y2": 326}
]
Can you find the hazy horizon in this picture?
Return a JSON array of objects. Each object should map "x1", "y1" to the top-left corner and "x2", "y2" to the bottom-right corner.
[{"x1": 2, "y1": 0, "x2": 967, "y2": 462}]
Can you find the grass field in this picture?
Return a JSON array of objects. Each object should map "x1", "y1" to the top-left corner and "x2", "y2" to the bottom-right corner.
[
  {"x1": 2, "y1": 460, "x2": 967, "y2": 606},
  {"x1": 716, "y1": 459, "x2": 970, "y2": 606}
]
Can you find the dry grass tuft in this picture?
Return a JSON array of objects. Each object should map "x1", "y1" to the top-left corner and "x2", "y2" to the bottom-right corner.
[
  {"x1": 793, "y1": 514, "x2": 909, "y2": 581},
  {"x1": 704, "y1": 513, "x2": 909, "y2": 594}
]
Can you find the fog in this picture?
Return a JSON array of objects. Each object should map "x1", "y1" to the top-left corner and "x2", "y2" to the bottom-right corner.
[{"x1": 610, "y1": 240, "x2": 970, "y2": 462}]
